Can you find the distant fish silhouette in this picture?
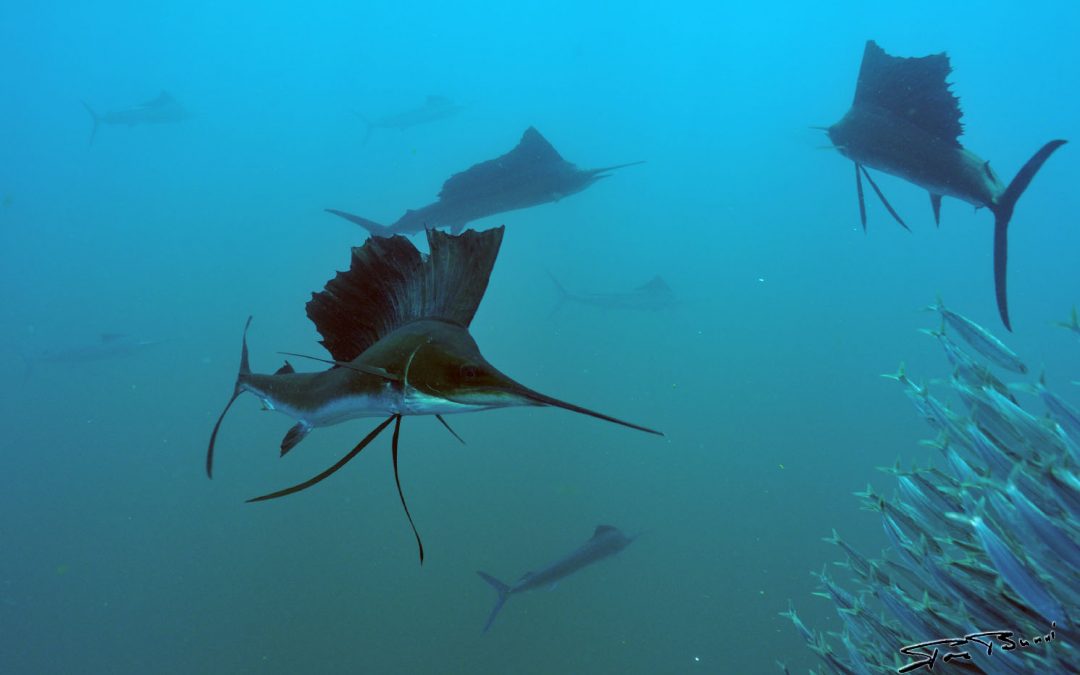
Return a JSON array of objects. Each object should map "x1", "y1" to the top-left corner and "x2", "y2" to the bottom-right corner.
[
  {"x1": 476, "y1": 525, "x2": 636, "y2": 633},
  {"x1": 82, "y1": 91, "x2": 190, "y2": 145},
  {"x1": 207, "y1": 228, "x2": 661, "y2": 563},
  {"x1": 1056, "y1": 307, "x2": 1080, "y2": 338},
  {"x1": 327, "y1": 127, "x2": 643, "y2": 236},
  {"x1": 354, "y1": 94, "x2": 462, "y2": 144},
  {"x1": 23, "y1": 333, "x2": 165, "y2": 381},
  {"x1": 548, "y1": 273, "x2": 676, "y2": 314},
  {"x1": 825, "y1": 40, "x2": 1066, "y2": 330}
]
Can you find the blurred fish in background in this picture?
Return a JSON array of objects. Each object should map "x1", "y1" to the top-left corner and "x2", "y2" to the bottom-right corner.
[
  {"x1": 546, "y1": 273, "x2": 676, "y2": 315},
  {"x1": 22, "y1": 332, "x2": 167, "y2": 381},
  {"x1": 783, "y1": 301, "x2": 1078, "y2": 674},
  {"x1": 1056, "y1": 308, "x2": 1080, "y2": 340},
  {"x1": 354, "y1": 94, "x2": 463, "y2": 144},
  {"x1": 81, "y1": 91, "x2": 191, "y2": 145}
]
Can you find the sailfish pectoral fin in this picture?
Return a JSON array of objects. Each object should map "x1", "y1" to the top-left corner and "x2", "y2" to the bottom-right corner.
[
  {"x1": 391, "y1": 415, "x2": 425, "y2": 564},
  {"x1": 277, "y1": 351, "x2": 401, "y2": 381},
  {"x1": 246, "y1": 415, "x2": 396, "y2": 502},
  {"x1": 435, "y1": 414, "x2": 466, "y2": 444},
  {"x1": 859, "y1": 166, "x2": 909, "y2": 231},
  {"x1": 854, "y1": 162, "x2": 867, "y2": 232},
  {"x1": 930, "y1": 194, "x2": 943, "y2": 227}
]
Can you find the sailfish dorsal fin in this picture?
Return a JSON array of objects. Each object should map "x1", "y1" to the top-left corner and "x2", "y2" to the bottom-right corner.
[
  {"x1": 853, "y1": 40, "x2": 963, "y2": 146},
  {"x1": 148, "y1": 90, "x2": 175, "y2": 107},
  {"x1": 635, "y1": 276, "x2": 671, "y2": 293},
  {"x1": 592, "y1": 525, "x2": 617, "y2": 538},
  {"x1": 515, "y1": 127, "x2": 565, "y2": 163},
  {"x1": 438, "y1": 127, "x2": 566, "y2": 200},
  {"x1": 306, "y1": 227, "x2": 506, "y2": 362}
]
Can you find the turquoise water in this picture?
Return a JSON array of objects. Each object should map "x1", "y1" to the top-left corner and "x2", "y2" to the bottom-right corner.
[{"x1": 2, "y1": 2, "x2": 1078, "y2": 673}]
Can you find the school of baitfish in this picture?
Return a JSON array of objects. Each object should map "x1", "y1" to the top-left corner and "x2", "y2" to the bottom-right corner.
[{"x1": 782, "y1": 302, "x2": 1079, "y2": 674}]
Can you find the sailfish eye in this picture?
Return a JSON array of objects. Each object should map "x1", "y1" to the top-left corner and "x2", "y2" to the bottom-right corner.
[{"x1": 459, "y1": 364, "x2": 480, "y2": 380}]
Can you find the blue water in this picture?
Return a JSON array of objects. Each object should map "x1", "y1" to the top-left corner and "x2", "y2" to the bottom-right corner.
[{"x1": 2, "y1": 2, "x2": 1078, "y2": 673}]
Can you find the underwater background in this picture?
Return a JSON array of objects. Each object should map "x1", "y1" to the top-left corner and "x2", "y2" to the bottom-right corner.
[{"x1": 1, "y1": 1, "x2": 1078, "y2": 673}]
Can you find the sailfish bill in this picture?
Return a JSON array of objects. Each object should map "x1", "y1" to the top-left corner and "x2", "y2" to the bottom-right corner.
[
  {"x1": 206, "y1": 227, "x2": 662, "y2": 563},
  {"x1": 825, "y1": 40, "x2": 1066, "y2": 330},
  {"x1": 460, "y1": 381, "x2": 663, "y2": 436}
]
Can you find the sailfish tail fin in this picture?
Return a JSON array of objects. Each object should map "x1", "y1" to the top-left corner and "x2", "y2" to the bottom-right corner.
[
  {"x1": 352, "y1": 110, "x2": 373, "y2": 145},
  {"x1": 546, "y1": 270, "x2": 570, "y2": 317},
  {"x1": 206, "y1": 316, "x2": 253, "y2": 478},
  {"x1": 82, "y1": 101, "x2": 100, "y2": 146},
  {"x1": 989, "y1": 139, "x2": 1067, "y2": 331},
  {"x1": 21, "y1": 353, "x2": 35, "y2": 385},
  {"x1": 476, "y1": 572, "x2": 511, "y2": 633},
  {"x1": 325, "y1": 208, "x2": 394, "y2": 238}
]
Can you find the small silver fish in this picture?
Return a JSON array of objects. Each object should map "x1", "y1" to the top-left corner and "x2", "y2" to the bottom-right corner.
[{"x1": 927, "y1": 298, "x2": 1027, "y2": 373}]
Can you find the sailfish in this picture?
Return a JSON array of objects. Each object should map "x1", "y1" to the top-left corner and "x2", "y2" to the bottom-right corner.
[
  {"x1": 81, "y1": 91, "x2": 190, "y2": 145},
  {"x1": 826, "y1": 40, "x2": 1066, "y2": 330},
  {"x1": 326, "y1": 127, "x2": 643, "y2": 236},
  {"x1": 206, "y1": 226, "x2": 661, "y2": 562}
]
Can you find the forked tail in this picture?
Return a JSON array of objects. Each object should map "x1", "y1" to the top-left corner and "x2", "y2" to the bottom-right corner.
[
  {"x1": 206, "y1": 316, "x2": 253, "y2": 478},
  {"x1": 82, "y1": 101, "x2": 100, "y2": 146},
  {"x1": 21, "y1": 354, "x2": 36, "y2": 385},
  {"x1": 477, "y1": 571, "x2": 511, "y2": 633},
  {"x1": 546, "y1": 270, "x2": 570, "y2": 317},
  {"x1": 989, "y1": 139, "x2": 1067, "y2": 331},
  {"x1": 325, "y1": 208, "x2": 394, "y2": 237},
  {"x1": 352, "y1": 111, "x2": 373, "y2": 145}
]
